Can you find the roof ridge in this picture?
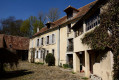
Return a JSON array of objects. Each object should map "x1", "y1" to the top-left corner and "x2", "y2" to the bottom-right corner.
[
  {"x1": 33, "y1": 0, "x2": 97, "y2": 37},
  {"x1": 77, "y1": 0, "x2": 97, "y2": 10}
]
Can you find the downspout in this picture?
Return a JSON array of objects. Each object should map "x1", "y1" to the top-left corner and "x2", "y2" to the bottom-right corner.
[{"x1": 57, "y1": 26, "x2": 60, "y2": 66}]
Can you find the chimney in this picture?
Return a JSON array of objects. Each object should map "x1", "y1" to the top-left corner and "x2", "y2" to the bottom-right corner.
[{"x1": 37, "y1": 27, "x2": 39, "y2": 32}]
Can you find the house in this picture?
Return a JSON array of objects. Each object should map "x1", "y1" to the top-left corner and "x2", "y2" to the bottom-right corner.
[
  {"x1": 28, "y1": 1, "x2": 97, "y2": 66},
  {"x1": 29, "y1": 0, "x2": 113, "y2": 80},
  {"x1": 0, "y1": 34, "x2": 29, "y2": 60}
]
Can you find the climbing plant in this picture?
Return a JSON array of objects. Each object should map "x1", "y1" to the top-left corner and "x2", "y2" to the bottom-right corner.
[{"x1": 82, "y1": 0, "x2": 119, "y2": 79}]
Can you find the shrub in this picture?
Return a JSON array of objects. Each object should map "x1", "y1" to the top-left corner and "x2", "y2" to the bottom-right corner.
[
  {"x1": 63, "y1": 64, "x2": 69, "y2": 69},
  {"x1": 45, "y1": 53, "x2": 55, "y2": 66},
  {"x1": 35, "y1": 62, "x2": 44, "y2": 65},
  {"x1": 81, "y1": 77, "x2": 88, "y2": 80},
  {"x1": 72, "y1": 71, "x2": 76, "y2": 74}
]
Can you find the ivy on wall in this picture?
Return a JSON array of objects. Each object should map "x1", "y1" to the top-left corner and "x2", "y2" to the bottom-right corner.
[{"x1": 81, "y1": 0, "x2": 119, "y2": 79}]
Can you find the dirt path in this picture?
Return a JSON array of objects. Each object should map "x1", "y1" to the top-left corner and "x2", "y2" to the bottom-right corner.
[{"x1": 0, "y1": 61, "x2": 85, "y2": 80}]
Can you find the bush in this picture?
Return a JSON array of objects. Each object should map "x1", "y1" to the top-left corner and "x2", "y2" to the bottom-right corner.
[
  {"x1": 35, "y1": 62, "x2": 44, "y2": 65},
  {"x1": 63, "y1": 64, "x2": 69, "y2": 69},
  {"x1": 45, "y1": 53, "x2": 55, "y2": 66}
]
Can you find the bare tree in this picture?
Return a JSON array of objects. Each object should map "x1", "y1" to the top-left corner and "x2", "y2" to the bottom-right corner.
[
  {"x1": 47, "y1": 8, "x2": 60, "y2": 22},
  {"x1": 38, "y1": 12, "x2": 46, "y2": 24}
]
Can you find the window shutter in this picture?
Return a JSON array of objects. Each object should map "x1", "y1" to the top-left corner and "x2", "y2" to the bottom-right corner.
[
  {"x1": 54, "y1": 33, "x2": 56, "y2": 44},
  {"x1": 38, "y1": 50, "x2": 41, "y2": 59},
  {"x1": 36, "y1": 39, "x2": 37, "y2": 47},
  {"x1": 51, "y1": 35, "x2": 52, "y2": 44},
  {"x1": 45, "y1": 36, "x2": 47, "y2": 45},
  {"x1": 41, "y1": 51, "x2": 42, "y2": 58},
  {"x1": 49, "y1": 35, "x2": 52, "y2": 44},
  {"x1": 35, "y1": 51, "x2": 37, "y2": 58},
  {"x1": 39, "y1": 38, "x2": 41, "y2": 47}
]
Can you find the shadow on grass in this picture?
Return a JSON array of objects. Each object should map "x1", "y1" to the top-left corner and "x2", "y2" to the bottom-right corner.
[{"x1": 0, "y1": 69, "x2": 34, "y2": 79}]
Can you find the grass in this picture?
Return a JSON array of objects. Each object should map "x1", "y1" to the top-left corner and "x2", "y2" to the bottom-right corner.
[
  {"x1": 72, "y1": 71, "x2": 76, "y2": 74},
  {"x1": 81, "y1": 77, "x2": 89, "y2": 80}
]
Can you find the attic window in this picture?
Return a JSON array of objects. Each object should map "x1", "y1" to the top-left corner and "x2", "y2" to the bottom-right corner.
[
  {"x1": 64, "y1": 6, "x2": 79, "y2": 20},
  {"x1": 67, "y1": 10, "x2": 73, "y2": 19},
  {"x1": 45, "y1": 22, "x2": 55, "y2": 28}
]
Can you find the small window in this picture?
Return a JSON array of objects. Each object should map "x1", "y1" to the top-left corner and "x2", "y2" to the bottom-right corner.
[
  {"x1": 36, "y1": 51, "x2": 38, "y2": 58},
  {"x1": 41, "y1": 37, "x2": 43, "y2": 45},
  {"x1": 68, "y1": 24, "x2": 71, "y2": 32},
  {"x1": 52, "y1": 49, "x2": 54, "y2": 56},
  {"x1": 94, "y1": 23, "x2": 96, "y2": 26},
  {"x1": 67, "y1": 11, "x2": 73, "y2": 19},
  {"x1": 47, "y1": 50, "x2": 49, "y2": 54},
  {"x1": 47, "y1": 36, "x2": 49, "y2": 44},
  {"x1": 37, "y1": 39, "x2": 39, "y2": 46}
]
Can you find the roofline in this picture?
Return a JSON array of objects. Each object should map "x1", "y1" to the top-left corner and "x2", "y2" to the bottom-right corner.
[
  {"x1": 0, "y1": 34, "x2": 29, "y2": 39},
  {"x1": 32, "y1": 0, "x2": 98, "y2": 38},
  {"x1": 72, "y1": 0, "x2": 108, "y2": 29}
]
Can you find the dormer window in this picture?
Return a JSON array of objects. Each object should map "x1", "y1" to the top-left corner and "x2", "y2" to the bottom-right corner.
[
  {"x1": 45, "y1": 22, "x2": 55, "y2": 29},
  {"x1": 64, "y1": 5, "x2": 79, "y2": 20}
]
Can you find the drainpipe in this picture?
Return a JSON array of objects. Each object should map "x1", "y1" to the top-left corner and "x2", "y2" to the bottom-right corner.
[{"x1": 57, "y1": 26, "x2": 60, "y2": 66}]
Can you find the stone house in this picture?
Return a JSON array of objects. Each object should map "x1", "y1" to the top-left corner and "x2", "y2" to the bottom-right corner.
[
  {"x1": 29, "y1": 0, "x2": 113, "y2": 80},
  {"x1": 0, "y1": 34, "x2": 29, "y2": 60}
]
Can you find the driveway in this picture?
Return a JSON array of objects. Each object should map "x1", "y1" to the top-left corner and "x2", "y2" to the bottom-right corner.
[{"x1": 0, "y1": 61, "x2": 85, "y2": 80}]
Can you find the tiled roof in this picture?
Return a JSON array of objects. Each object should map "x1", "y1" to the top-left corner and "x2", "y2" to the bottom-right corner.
[
  {"x1": 0, "y1": 34, "x2": 29, "y2": 50},
  {"x1": 33, "y1": 1, "x2": 97, "y2": 37}
]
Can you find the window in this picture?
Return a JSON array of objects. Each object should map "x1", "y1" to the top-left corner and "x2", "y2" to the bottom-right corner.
[
  {"x1": 52, "y1": 34, "x2": 54, "y2": 43},
  {"x1": 68, "y1": 24, "x2": 71, "y2": 33},
  {"x1": 75, "y1": 26, "x2": 83, "y2": 37},
  {"x1": 67, "y1": 10, "x2": 73, "y2": 19},
  {"x1": 86, "y1": 10, "x2": 100, "y2": 31},
  {"x1": 47, "y1": 50, "x2": 49, "y2": 54},
  {"x1": 75, "y1": 30, "x2": 79, "y2": 37},
  {"x1": 37, "y1": 39, "x2": 39, "y2": 46},
  {"x1": 52, "y1": 49, "x2": 54, "y2": 56},
  {"x1": 46, "y1": 50, "x2": 49, "y2": 56},
  {"x1": 47, "y1": 36, "x2": 49, "y2": 44},
  {"x1": 41, "y1": 37, "x2": 43, "y2": 45},
  {"x1": 36, "y1": 51, "x2": 38, "y2": 58}
]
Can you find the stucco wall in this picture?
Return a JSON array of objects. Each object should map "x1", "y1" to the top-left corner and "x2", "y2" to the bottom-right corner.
[
  {"x1": 29, "y1": 29, "x2": 59, "y2": 66},
  {"x1": 93, "y1": 51, "x2": 113, "y2": 80},
  {"x1": 60, "y1": 26, "x2": 67, "y2": 65}
]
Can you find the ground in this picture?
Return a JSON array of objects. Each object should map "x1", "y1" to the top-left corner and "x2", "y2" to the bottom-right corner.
[{"x1": 0, "y1": 61, "x2": 86, "y2": 80}]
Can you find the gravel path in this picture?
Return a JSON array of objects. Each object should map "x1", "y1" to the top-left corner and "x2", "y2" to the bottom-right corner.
[{"x1": 0, "y1": 61, "x2": 85, "y2": 80}]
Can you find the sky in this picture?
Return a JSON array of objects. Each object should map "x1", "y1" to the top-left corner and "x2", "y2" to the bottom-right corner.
[{"x1": 0, "y1": 0, "x2": 95, "y2": 21}]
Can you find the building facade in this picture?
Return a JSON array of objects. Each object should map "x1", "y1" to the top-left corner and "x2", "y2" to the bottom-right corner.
[{"x1": 29, "y1": 0, "x2": 113, "y2": 80}]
